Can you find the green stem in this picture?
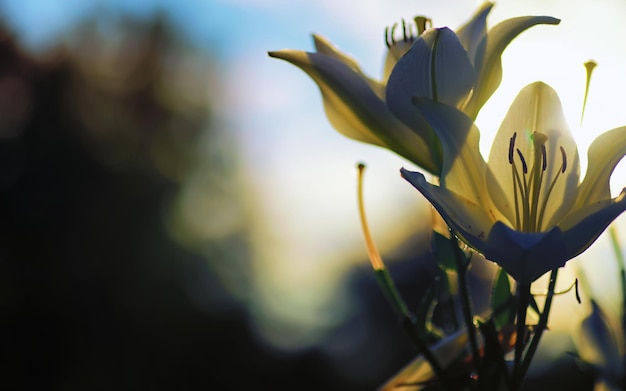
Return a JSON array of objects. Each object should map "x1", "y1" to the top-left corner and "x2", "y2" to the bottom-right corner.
[
  {"x1": 512, "y1": 283, "x2": 531, "y2": 389},
  {"x1": 518, "y1": 269, "x2": 559, "y2": 386},
  {"x1": 450, "y1": 234, "x2": 481, "y2": 372},
  {"x1": 373, "y1": 269, "x2": 449, "y2": 389}
]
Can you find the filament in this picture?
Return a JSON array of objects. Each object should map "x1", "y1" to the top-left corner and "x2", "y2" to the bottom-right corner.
[{"x1": 357, "y1": 163, "x2": 385, "y2": 270}]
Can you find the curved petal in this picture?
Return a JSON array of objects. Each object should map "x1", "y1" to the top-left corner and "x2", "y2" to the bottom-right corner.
[
  {"x1": 575, "y1": 301, "x2": 624, "y2": 382},
  {"x1": 312, "y1": 34, "x2": 363, "y2": 73},
  {"x1": 312, "y1": 34, "x2": 385, "y2": 100},
  {"x1": 464, "y1": 16, "x2": 561, "y2": 119},
  {"x1": 575, "y1": 126, "x2": 626, "y2": 209},
  {"x1": 382, "y1": 39, "x2": 415, "y2": 84},
  {"x1": 559, "y1": 189, "x2": 626, "y2": 259},
  {"x1": 456, "y1": 2, "x2": 494, "y2": 66},
  {"x1": 411, "y1": 99, "x2": 494, "y2": 210},
  {"x1": 487, "y1": 82, "x2": 579, "y2": 229},
  {"x1": 484, "y1": 222, "x2": 567, "y2": 283},
  {"x1": 401, "y1": 169, "x2": 495, "y2": 253},
  {"x1": 269, "y1": 50, "x2": 440, "y2": 173},
  {"x1": 379, "y1": 329, "x2": 469, "y2": 390},
  {"x1": 386, "y1": 27, "x2": 475, "y2": 127}
]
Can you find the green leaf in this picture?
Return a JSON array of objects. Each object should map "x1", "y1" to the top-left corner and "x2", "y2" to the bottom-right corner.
[
  {"x1": 431, "y1": 231, "x2": 457, "y2": 271},
  {"x1": 415, "y1": 282, "x2": 441, "y2": 343},
  {"x1": 491, "y1": 267, "x2": 514, "y2": 329}
]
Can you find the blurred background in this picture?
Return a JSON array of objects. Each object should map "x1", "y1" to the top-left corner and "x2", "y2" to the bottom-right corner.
[{"x1": 0, "y1": 0, "x2": 624, "y2": 389}]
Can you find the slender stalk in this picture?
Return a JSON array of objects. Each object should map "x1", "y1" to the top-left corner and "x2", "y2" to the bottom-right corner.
[
  {"x1": 450, "y1": 234, "x2": 481, "y2": 372},
  {"x1": 512, "y1": 283, "x2": 531, "y2": 389},
  {"x1": 518, "y1": 269, "x2": 559, "y2": 384}
]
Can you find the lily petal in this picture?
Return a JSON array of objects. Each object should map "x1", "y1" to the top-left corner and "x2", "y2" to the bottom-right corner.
[
  {"x1": 269, "y1": 50, "x2": 440, "y2": 173},
  {"x1": 312, "y1": 34, "x2": 385, "y2": 100},
  {"x1": 559, "y1": 189, "x2": 626, "y2": 259},
  {"x1": 401, "y1": 169, "x2": 495, "y2": 252},
  {"x1": 465, "y1": 16, "x2": 560, "y2": 119},
  {"x1": 487, "y1": 82, "x2": 579, "y2": 228},
  {"x1": 386, "y1": 27, "x2": 475, "y2": 127},
  {"x1": 456, "y1": 2, "x2": 493, "y2": 66},
  {"x1": 411, "y1": 98, "x2": 489, "y2": 207},
  {"x1": 576, "y1": 301, "x2": 624, "y2": 382},
  {"x1": 312, "y1": 34, "x2": 363, "y2": 74},
  {"x1": 379, "y1": 329, "x2": 469, "y2": 391},
  {"x1": 575, "y1": 126, "x2": 626, "y2": 208},
  {"x1": 484, "y1": 222, "x2": 567, "y2": 283}
]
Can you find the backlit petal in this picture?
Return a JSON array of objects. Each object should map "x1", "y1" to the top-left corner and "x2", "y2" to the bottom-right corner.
[
  {"x1": 401, "y1": 169, "x2": 494, "y2": 252},
  {"x1": 386, "y1": 27, "x2": 475, "y2": 127},
  {"x1": 379, "y1": 329, "x2": 469, "y2": 391},
  {"x1": 269, "y1": 50, "x2": 440, "y2": 173},
  {"x1": 382, "y1": 39, "x2": 414, "y2": 84},
  {"x1": 484, "y1": 222, "x2": 567, "y2": 283},
  {"x1": 575, "y1": 126, "x2": 626, "y2": 209},
  {"x1": 487, "y1": 82, "x2": 579, "y2": 228},
  {"x1": 312, "y1": 34, "x2": 385, "y2": 100},
  {"x1": 412, "y1": 99, "x2": 495, "y2": 212},
  {"x1": 456, "y1": 2, "x2": 493, "y2": 65},
  {"x1": 559, "y1": 189, "x2": 626, "y2": 259},
  {"x1": 465, "y1": 16, "x2": 560, "y2": 119},
  {"x1": 575, "y1": 301, "x2": 624, "y2": 382}
]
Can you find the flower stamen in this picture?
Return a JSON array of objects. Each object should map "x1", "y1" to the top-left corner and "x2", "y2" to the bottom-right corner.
[
  {"x1": 357, "y1": 163, "x2": 385, "y2": 270},
  {"x1": 508, "y1": 132, "x2": 568, "y2": 232},
  {"x1": 509, "y1": 132, "x2": 524, "y2": 230},
  {"x1": 384, "y1": 16, "x2": 432, "y2": 49},
  {"x1": 509, "y1": 132, "x2": 517, "y2": 164},
  {"x1": 529, "y1": 132, "x2": 548, "y2": 232},
  {"x1": 536, "y1": 145, "x2": 568, "y2": 230},
  {"x1": 516, "y1": 149, "x2": 528, "y2": 173}
]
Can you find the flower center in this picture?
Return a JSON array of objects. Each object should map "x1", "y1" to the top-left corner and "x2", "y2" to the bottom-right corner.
[
  {"x1": 508, "y1": 131, "x2": 567, "y2": 232},
  {"x1": 385, "y1": 16, "x2": 432, "y2": 60}
]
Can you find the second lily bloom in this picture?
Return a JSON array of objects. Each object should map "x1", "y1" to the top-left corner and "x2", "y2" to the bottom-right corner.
[{"x1": 269, "y1": 3, "x2": 559, "y2": 175}]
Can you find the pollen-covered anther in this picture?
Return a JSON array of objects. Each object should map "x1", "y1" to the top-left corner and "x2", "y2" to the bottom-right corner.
[
  {"x1": 401, "y1": 19, "x2": 409, "y2": 42},
  {"x1": 508, "y1": 132, "x2": 517, "y2": 164},
  {"x1": 516, "y1": 149, "x2": 528, "y2": 173},
  {"x1": 384, "y1": 16, "x2": 432, "y2": 48}
]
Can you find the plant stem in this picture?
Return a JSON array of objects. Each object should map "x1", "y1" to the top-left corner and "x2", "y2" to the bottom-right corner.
[
  {"x1": 460, "y1": 265, "x2": 481, "y2": 371},
  {"x1": 518, "y1": 269, "x2": 559, "y2": 384},
  {"x1": 450, "y1": 234, "x2": 481, "y2": 372},
  {"x1": 512, "y1": 283, "x2": 531, "y2": 389}
]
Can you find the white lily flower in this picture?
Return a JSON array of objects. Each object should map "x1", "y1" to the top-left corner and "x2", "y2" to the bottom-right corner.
[
  {"x1": 402, "y1": 82, "x2": 626, "y2": 283},
  {"x1": 269, "y1": 3, "x2": 559, "y2": 174}
]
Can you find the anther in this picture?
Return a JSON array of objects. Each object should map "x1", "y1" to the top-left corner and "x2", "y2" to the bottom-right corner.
[
  {"x1": 541, "y1": 145, "x2": 547, "y2": 171},
  {"x1": 402, "y1": 19, "x2": 408, "y2": 41},
  {"x1": 390, "y1": 23, "x2": 398, "y2": 43},
  {"x1": 516, "y1": 149, "x2": 528, "y2": 173},
  {"x1": 384, "y1": 26, "x2": 390, "y2": 48},
  {"x1": 414, "y1": 16, "x2": 432, "y2": 35},
  {"x1": 508, "y1": 132, "x2": 517, "y2": 164},
  {"x1": 560, "y1": 146, "x2": 567, "y2": 173}
]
